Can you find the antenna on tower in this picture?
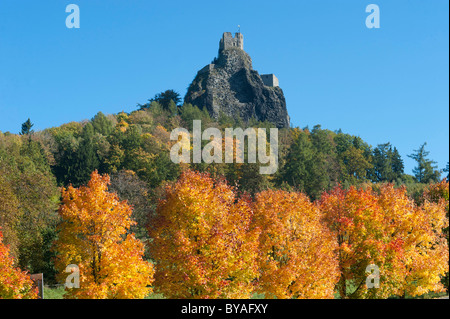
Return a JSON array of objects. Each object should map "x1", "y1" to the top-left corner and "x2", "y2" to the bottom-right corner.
[{"x1": 238, "y1": 25, "x2": 241, "y2": 33}]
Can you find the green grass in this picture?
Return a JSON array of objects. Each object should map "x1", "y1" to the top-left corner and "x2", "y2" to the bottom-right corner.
[
  {"x1": 43, "y1": 286, "x2": 66, "y2": 299},
  {"x1": 145, "y1": 292, "x2": 165, "y2": 299}
]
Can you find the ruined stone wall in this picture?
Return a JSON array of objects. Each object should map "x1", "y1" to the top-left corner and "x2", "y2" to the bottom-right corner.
[
  {"x1": 198, "y1": 64, "x2": 215, "y2": 75},
  {"x1": 261, "y1": 74, "x2": 279, "y2": 87}
]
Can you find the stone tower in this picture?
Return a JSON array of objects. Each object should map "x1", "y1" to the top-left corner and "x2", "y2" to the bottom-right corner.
[{"x1": 219, "y1": 32, "x2": 244, "y2": 54}]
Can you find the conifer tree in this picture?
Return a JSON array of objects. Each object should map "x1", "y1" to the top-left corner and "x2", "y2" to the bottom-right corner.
[{"x1": 408, "y1": 143, "x2": 441, "y2": 183}]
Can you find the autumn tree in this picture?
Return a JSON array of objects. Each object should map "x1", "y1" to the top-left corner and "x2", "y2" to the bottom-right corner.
[
  {"x1": 400, "y1": 198, "x2": 449, "y2": 297},
  {"x1": 421, "y1": 180, "x2": 449, "y2": 292},
  {"x1": 0, "y1": 229, "x2": 38, "y2": 299},
  {"x1": 253, "y1": 190, "x2": 339, "y2": 299},
  {"x1": 53, "y1": 171, "x2": 154, "y2": 299},
  {"x1": 422, "y1": 179, "x2": 449, "y2": 206},
  {"x1": 320, "y1": 184, "x2": 449, "y2": 299},
  {"x1": 149, "y1": 170, "x2": 259, "y2": 299}
]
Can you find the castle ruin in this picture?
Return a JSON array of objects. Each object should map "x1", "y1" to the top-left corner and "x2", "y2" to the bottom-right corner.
[
  {"x1": 185, "y1": 31, "x2": 289, "y2": 128},
  {"x1": 219, "y1": 32, "x2": 244, "y2": 53},
  {"x1": 261, "y1": 74, "x2": 279, "y2": 87},
  {"x1": 214, "y1": 32, "x2": 279, "y2": 87}
]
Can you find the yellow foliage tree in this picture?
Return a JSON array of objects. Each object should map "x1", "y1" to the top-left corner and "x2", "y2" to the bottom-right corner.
[
  {"x1": 53, "y1": 171, "x2": 154, "y2": 299},
  {"x1": 421, "y1": 179, "x2": 449, "y2": 291},
  {"x1": 149, "y1": 170, "x2": 259, "y2": 298},
  {"x1": 0, "y1": 229, "x2": 38, "y2": 299},
  {"x1": 320, "y1": 184, "x2": 449, "y2": 299},
  {"x1": 253, "y1": 190, "x2": 340, "y2": 299}
]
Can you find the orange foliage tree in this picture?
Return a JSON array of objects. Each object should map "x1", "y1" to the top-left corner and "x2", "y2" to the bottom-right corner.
[
  {"x1": 253, "y1": 190, "x2": 339, "y2": 299},
  {"x1": 149, "y1": 170, "x2": 259, "y2": 298},
  {"x1": 421, "y1": 179, "x2": 449, "y2": 292},
  {"x1": 0, "y1": 229, "x2": 38, "y2": 299},
  {"x1": 53, "y1": 171, "x2": 155, "y2": 299},
  {"x1": 320, "y1": 184, "x2": 449, "y2": 299},
  {"x1": 422, "y1": 179, "x2": 449, "y2": 206}
]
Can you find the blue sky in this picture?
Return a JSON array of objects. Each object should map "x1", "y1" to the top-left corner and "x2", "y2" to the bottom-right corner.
[{"x1": 0, "y1": 0, "x2": 448, "y2": 175}]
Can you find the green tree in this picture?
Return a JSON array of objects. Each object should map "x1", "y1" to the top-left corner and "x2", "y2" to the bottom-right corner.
[
  {"x1": 167, "y1": 100, "x2": 178, "y2": 117},
  {"x1": 408, "y1": 143, "x2": 441, "y2": 183},
  {"x1": 52, "y1": 131, "x2": 79, "y2": 186},
  {"x1": 310, "y1": 125, "x2": 340, "y2": 195},
  {"x1": 180, "y1": 103, "x2": 211, "y2": 130},
  {"x1": 0, "y1": 132, "x2": 59, "y2": 280},
  {"x1": 278, "y1": 130, "x2": 322, "y2": 198},
  {"x1": 121, "y1": 125, "x2": 143, "y2": 168},
  {"x1": 0, "y1": 174, "x2": 21, "y2": 260},
  {"x1": 391, "y1": 147, "x2": 405, "y2": 179},
  {"x1": 71, "y1": 123, "x2": 100, "y2": 186},
  {"x1": 91, "y1": 112, "x2": 114, "y2": 136},
  {"x1": 371, "y1": 143, "x2": 404, "y2": 182},
  {"x1": 236, "y1": 162, "x2": 272, "y2": 195},
  {"x1": 334, "y1": 133, "x2": 373, "y2": 185},
  {"x1": 20, "y1": 118, "x2": 34, "y2": 136},
  {"x1": 340, "y1": 146, "x2": 372, "y2": 183},
  {"x1": 218, "y1": 110, "x2": 235, "y2": 128},
  {"x1": 146, "y1": 89, "x2": 182, "y2": 110}
]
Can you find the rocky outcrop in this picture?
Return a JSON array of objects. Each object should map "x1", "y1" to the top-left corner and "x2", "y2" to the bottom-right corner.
[{"x1": 184, "y1": 46, "x2": 290, "y2": 128}]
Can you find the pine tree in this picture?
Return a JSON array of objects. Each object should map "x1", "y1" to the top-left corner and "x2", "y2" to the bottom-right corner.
[
  {"x1": 408, "y1": 143, "x2": 441, "y2": 183},
  {"x1": 279, "y1": 131, "x2": 315, "y2": 195},
  {"x1": 70, "y1": 123, "x2": 100, "y2": 187},
  {"x1": 148, "y1": 89, "x2": 182, "y2": 110},
  {"x1": 20, "y1": 118, "x2": 34, "y2": 136},
  {"x1": 371, "y1": 143, "x2": 404, "y2": 182},
  {"x1": 391, "y1": 147, "x2": 404, "y2": 179}
]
